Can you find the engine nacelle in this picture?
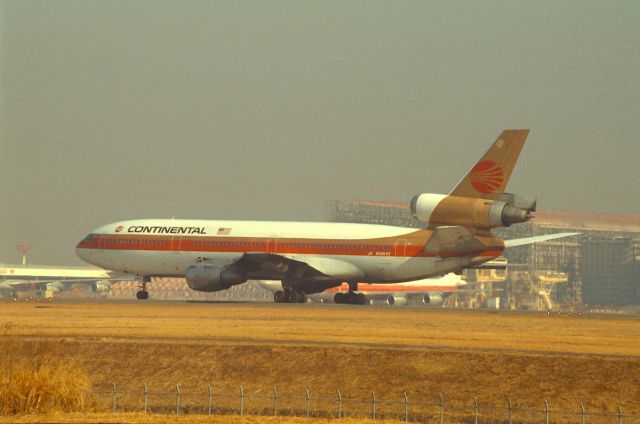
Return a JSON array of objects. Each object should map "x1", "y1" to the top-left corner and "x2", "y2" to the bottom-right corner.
[
  {"x1": 45, "y1": 282, "x2": 63, "y2": 292},
  {"x1": 410, "y1": 193, "x2": 534, "y2": 229},
  {"x1": 421, "y1": 293, "x2": 443, "y2": 305},
  {"x1": 91, "y1": 280, "x2": 112, "y2": 293},
  {"x1": 185, "y1": 263, "x2": 246, "y2": 292},
  {"x1": 386, "y1": 295, "x2": 408, "y2": 306}
]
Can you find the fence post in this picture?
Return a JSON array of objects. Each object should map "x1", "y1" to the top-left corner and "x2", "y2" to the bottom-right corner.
[
  {"x1": 306, "y1": 388, "x2": 311, "y2": 418},
  {"x1": 273, "y1": 387, "x2": 278, "y2": 416},
  {"x1": 372, "y1": 391, "x2": 376, "y2": 420},
  {"x1": 112, "y1": 383, "x2": 117, "y2": 413},
  {"x1": 544, "y1": 400, "x2": 549, "y2": 424},
  {"x1": 580, "y1": 401, "x2": 585, "y2": 424},
  {"x1": 508, "y1": 398, "x2": 512, "y2": 424},
  {"x1": 143, "y1": 384, "x2": 148, "y2": 414},
  {"x1": 404, "y1": 392, "x2": 409, "y2": 422},
  {"x1": 473, "y1": 396, "x2": 478, "y2": 424},
  {"x1": 175, "y1": 384, "x2": 180, "y2": 415},
  {"x1": 239, "y1": 386, "x2": 244, "y2": 416},
  {"x1": 208, "y1": 384, "x2": 212, "y2": 415},
  {"x1": 439, "y1": 393, "x2": 444, "y2": 424},
  {"x1": 617, "y1": 403, "x2": 623, "y2": 424},
  {"x1": 337, "y1": 389, "x2": 342, "y2": 418}
]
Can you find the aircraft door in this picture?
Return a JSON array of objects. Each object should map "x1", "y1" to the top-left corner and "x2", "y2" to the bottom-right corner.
[
  {"x1": 267, "y1": 238, "x2": 280, "y2": 254},
  {"x1": 394, "y1": 239, "x2": 407, "y2": 257},
  {"x1": 171, "y1": 236, "x2": 183, "y2": 252}
]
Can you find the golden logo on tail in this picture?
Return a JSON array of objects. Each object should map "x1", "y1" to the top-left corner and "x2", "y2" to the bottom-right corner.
[
  {"x1": 451, "y1": 129, "x2": 529, "y2": 200},
  {"x1": 470, "y1": 160, "x2": 505, "y2": 194}
]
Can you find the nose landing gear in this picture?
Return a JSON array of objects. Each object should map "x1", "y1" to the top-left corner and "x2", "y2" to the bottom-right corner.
[{"x1": 136, "y1": 276, "x2": 151, "y2": 300}]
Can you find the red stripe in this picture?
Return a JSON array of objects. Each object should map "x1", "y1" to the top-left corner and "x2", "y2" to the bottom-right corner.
[
  {"x1": 330, "y1": 284, "x2": 459, "y2": 293},
  {"x1": 77, "y1": 235, "x2": 504, "y2": 259}
]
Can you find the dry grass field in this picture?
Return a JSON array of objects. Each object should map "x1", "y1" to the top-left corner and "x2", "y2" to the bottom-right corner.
[
  {"x1": 1, "y1": 301, "x2": 639, "y2": 420},
  {"x1": 0, "y1": 413, "x2": 404, "y2": 423}
]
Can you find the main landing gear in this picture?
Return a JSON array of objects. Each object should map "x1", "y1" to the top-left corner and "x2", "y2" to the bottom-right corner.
[
  {"x1": 333, "y1": 282, "x2": 368, "y2": 305},
  {"x1": 136, "y1": 276, "x2": 151, "y2": 300},
  {"x1": 334, "y1": 292, "x2": 368, "y2": 305},
  {"x1": 273, "y1": 288, "x2": 308, "y2": 303}
]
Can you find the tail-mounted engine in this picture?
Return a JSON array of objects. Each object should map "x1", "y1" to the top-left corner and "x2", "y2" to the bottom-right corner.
[
  {"x1": 185, "y1": 263, "x2": 246, "y2": 292},
  {"x1": 410, "y1": 192, "x2": 536, "y2": 229}
]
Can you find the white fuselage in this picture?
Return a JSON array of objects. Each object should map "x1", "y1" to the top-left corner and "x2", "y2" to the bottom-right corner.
[{"x1": 75, "y1": 219, "x2": 494, "y2": 284}]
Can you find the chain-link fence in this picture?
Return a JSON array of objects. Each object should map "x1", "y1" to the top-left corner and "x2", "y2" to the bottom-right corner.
[{"x1": 92, "y1": 384, "x2": 640, "y2": 423}]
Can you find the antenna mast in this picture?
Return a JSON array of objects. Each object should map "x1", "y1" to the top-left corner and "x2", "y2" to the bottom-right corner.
[{"x1": 16, "y1": 244, "x2": 31, "y2": 265}]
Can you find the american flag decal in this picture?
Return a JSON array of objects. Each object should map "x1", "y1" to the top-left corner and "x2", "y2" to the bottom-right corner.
[{"x1": 217, "y1": 228, "x2": 232, "y2": 235}]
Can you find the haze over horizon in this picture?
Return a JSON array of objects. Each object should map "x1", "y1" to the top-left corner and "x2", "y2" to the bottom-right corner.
[{"x1": 1, "y1": 1, "x2": 639, "y2": 265}]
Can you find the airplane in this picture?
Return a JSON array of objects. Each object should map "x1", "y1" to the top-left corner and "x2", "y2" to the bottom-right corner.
[
  {"x1": 76, "y1": 129, "x2": 578, "y2": 304},
  {"x1": 0, "y1": 263, "x2": 135, "y2": 298},
  {"x1": 258, "y1": 272, "x2": 468, "y2": 305}
]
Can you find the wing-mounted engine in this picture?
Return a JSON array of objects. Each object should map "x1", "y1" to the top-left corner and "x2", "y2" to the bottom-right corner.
[
  {"x1": 45, "y1": 282, "x2": 64, "y2": 292},
  {"x1": 185, "y1": 263, "x2": 247, "y2": 292},
  {"x1": 410, "y1": 192, "x2": 536, "y2": 229},
  {"x1": 91, "y1": 280, "x2": 112, "y2": 293}
]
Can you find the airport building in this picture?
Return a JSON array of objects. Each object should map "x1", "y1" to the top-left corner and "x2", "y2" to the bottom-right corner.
[
  {"x1": 325, "y1": 200, "x2": 640, "y2": 310},
  {"x1": 581, "y1": 238, "x2": 640, "y2": 306}
]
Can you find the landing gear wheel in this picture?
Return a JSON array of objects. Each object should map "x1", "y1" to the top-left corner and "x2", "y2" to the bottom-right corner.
[
  {"x1": 285, "y1": 290, "x2": 299, "y2": 303},
  {"x1": 274, "y1": 291, "x2": 285, "y2": 303},
  {"x1": 136, "y1": 290, "x2": 149, "y2": 300},
  {"x1": 297, "y1": 292, "x2": 308, "y2": 303},
  {"x1": 334, "y1": 292, "x2": 367, "y2": 305},
  {"x1": 136, "y1": 276, "x2": 151, "y2": 300}
]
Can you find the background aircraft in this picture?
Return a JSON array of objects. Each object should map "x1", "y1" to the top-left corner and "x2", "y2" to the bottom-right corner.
[
  {"x1": 0, "y1": 263, "x2": 135, "y2": 298},
  {"x1": 259, "y1": 272, "x2": 466, "y2": 305}
]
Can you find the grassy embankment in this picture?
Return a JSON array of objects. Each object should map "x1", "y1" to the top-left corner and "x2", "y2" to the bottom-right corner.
[{"x1": 1, "y1": 302, "x2": 639, "y2": 419}]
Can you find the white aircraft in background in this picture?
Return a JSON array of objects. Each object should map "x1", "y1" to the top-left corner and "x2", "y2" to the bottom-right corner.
[
  {"x1": 76, "y1": 129, "x2": 577, "y2": 304},
  {"x1": 258, "y1": 272, "x2": 467, "y2": 305},
  {"x1": 0, "y1": 263, "x2": 134, "y2": 298}
]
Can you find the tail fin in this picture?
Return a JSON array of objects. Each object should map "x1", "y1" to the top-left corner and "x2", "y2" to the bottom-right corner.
[{"x1": 450, "y1": 129, "x2": 529, "y2": 200}]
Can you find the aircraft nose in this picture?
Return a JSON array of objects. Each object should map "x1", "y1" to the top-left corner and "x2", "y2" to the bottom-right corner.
[{"x1": 75, "y1": 234, "x2": 93, "y2": 263}]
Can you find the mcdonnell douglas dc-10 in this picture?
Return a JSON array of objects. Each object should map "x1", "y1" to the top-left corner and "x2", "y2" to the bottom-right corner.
[{"x1": 76, "y1": 130, "x2": 576, "y2": 304}]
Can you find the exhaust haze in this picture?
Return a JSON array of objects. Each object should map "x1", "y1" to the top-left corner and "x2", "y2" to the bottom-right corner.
[{"x1": 1, "y1": 1, "x2": 639, "y2": 264}]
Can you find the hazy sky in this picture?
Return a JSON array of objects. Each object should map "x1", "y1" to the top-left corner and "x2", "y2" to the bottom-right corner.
[{"x1": 1, "y1": 1, "x2": 639, "y2": 265}]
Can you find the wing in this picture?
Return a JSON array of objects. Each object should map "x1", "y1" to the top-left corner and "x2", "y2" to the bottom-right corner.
[{"x1": 233, "y1": 252, "x2": 364, "y2": 282}]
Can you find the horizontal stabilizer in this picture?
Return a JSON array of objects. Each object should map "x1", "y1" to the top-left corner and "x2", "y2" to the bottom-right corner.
[
  {"x1": 424, "y1": 226, "x2": 484, "y2": 256},
  {"x1": 504, "y1": 232, "x2": 580, "y2": 248}
]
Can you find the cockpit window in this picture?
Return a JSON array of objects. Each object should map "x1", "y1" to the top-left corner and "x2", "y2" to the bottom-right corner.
[{"x1": 83, "y1": 234, "x2": 94, "y2": 243}]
